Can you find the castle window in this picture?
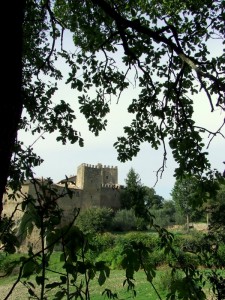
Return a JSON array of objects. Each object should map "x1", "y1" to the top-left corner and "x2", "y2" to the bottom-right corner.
[{"x1": 106, "y1": 176, "x2": 108, "y2": 179}]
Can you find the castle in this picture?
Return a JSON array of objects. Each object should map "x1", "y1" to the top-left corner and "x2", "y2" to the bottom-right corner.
[
  {"x1": 2, "y1": 163, "x2": 123, "y2": 250},
  {"x1": 56, "y1": 162, "x2": 123, "y2": 222}
]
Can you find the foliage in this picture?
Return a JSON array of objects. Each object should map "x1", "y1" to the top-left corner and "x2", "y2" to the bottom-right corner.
[
  {"x1": 151, "y1": 207, "x2": 176, "y2": 228},
  {"x1": 120, "y1": 168, "x2": 151, "y2": 223},
  {"x1": 171, "y1": 174, "x2": 208, "y2": 228},
  {"x1": 54, "y1": 0, "x2": 224, "y2": 184},
  {"x1": 0, "y1": 215, "x2": 19, "y2": 254},
  {"x1": 2, "y1": 225, "x2": 225, "y2": 299},
  {"x1": 111, "y1": 209, "x2": 146, "y2": 231},
  {"x1": 0, "y1": 252, "x2": 25, "y2": 275},
  {"x1": 144, "y1": 186, "x2": 165, "y2": 210},
  {"x1": 1, "y1": 181, "x2": 114, "y2": 300},
  {"x1": 206, "y1": 183, "x2": 225, "y2": 228},
  {"x1": 76, "y1": 206, "x2": 114, "y2": 234},
  {"x1": 1, "y1": 0, "x2": 225, "y2": 299},
  {"x1": 111, "y1": 209, "x2": 137, "y2": 231},
  {"x1": 91, "y1": 232, "x2": 116, "y2": 253},
  {"x1": 157, "y1": 269, "x2": 183, "y2": 293}
]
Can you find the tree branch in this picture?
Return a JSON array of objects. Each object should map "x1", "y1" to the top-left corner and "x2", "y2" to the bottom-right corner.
[{"x1": 90, "y1": 0, "x2": 225, "y2": 93}]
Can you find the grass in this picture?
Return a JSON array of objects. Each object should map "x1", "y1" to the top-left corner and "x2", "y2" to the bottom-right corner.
[
  {"x1": 0, "y1": 253, "x2": 177, "y2": 299},
  {"x1": 0, "y1": 253, "x2": 216, "y2": 300},
  {"x1": 0, "y1": 227, "x2": 223, "y2": 299},
  {"x1": 0, "y1": 267, "x2": 172, "y2": 300}
]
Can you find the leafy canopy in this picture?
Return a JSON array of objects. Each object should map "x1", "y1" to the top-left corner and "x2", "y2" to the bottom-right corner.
[
  {"x1": 52, "y1": 0, "x2": 224, "y2": 183},
  {"x1": 6, "y1": 0, "x2": 225, "y2": 204},
  {"x1": 120, "y1": 168, "x2": 147, "y2": 218}
]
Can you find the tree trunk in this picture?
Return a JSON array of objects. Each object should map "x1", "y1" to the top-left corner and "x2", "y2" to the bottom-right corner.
[
  {"x1": 0, "y1": 0, "x2": 25, "y2": 218},
  {"x1": 186, "y1": 214, "x2": 190, "y2": 232},
  {"x1": 206, "y1": 212, "x2": 209, "y2": 229}
]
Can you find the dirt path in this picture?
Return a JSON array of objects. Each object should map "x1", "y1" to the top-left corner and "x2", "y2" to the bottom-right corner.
[{"x1": 0, "y1": 282, "x2": 30, "y2": 300}]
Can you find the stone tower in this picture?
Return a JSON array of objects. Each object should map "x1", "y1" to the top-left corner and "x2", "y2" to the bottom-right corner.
[
  {"x1": 76, "y1": 163, "x2": 118, "y2": 189},
  {"x1": 75, "y1": 163, "x2": 119, "y2": 209}
]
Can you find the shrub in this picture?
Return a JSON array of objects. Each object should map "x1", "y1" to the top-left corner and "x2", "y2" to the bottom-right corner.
[
  {"x1": 90, "y1": 232, "x2": 116, "y2": 253},
  {"x1": 157, "y1": 269, "x2": 183, "y2": 291},
  {"x1": 111, "y1": 209, "x2": 147, "y2": 231},
  {"x1": 96, "y1": 244, "x2": 126, "y2": 269},
  {"x1": 150, "y1": 208, "x2": 176, "y2": 228},
  {"x1": 218, "y1": 244, "x2": 225, "y2": 266},
  {"x1": 92, "y1": 232, "x2": 162, "y2": 269},
  {"x1": 147, "y1": 249, "x2": 166, "y2": 266},
  {"x1": 0, "y1": 253, "x2": 24, "y2": 275},
  {"x1": 122, "y1": 231, "x2": 159, "y2": 248},
  {"x1": 111, "y1": 209, "x2": 138, "y2": 231},
  {"x1": 76, "y1": 207, "x2": 114, "y2": 234}
]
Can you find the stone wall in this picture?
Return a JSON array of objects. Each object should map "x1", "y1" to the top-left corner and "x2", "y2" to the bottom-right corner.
[{"x1": 2, "y1": 163, "x2": 124, "y2": 252}]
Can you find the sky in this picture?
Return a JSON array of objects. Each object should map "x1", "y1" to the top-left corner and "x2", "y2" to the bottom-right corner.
[{"x1": 18, "y1": 32, "x2": 225, "y2": 200}]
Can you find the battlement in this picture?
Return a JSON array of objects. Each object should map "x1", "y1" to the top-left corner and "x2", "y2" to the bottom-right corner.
[
  {"x1": 80, "y1": 163, "x2": 118, "y2": 169},
  {"x1": 101, "y1": 184, "x2": 124, "y2": 189},
  {"x1": 76, "y1": 163, "x2": 118, "y2": 189}
]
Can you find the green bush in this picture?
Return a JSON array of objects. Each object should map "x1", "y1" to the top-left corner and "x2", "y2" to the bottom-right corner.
[
  {"x1": 151, "y1": 208, "x2": 176, "y2": 228},
  {"x1": 145, "y1": 249, "x2": 166, "y2": 266},
  {"x1": 157, "y1": 269, "x2": 183, "y2": 292},
  {"x1": 90, "y1": 232, "x2": 116, "y2": 253},
  {"x1": 89, "y1": 232, "x2": 162, "y2": 269},
  {"x1": 0, "y1": 253, "x2": 24, "y2": 275},
  {"x1": 111, "y1": 209, "x2": 139, "y2": 231},
  {"x1": 122, "y1": 232, "x2": 159, "y2": 248},
  {"x1": 76, "y1": 206, "x2": 114, "y2": 234},
  {"x1": 96, "y1": 244, "x2": 126, "y2": 269},
  {"x1": 112, "y1": 209, "x2": 149, "y2": 231},
  {"x1": 218, "y1": 244, "x2": 225, "y2": 266}
]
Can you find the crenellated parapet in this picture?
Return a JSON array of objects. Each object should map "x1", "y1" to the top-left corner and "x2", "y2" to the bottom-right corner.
[
  {"x1": 101, "y1": 184, "x2": 124, "y2": 189},
  {"x1": 80, "y1": 163, "x2": 118, "y2": 169}
]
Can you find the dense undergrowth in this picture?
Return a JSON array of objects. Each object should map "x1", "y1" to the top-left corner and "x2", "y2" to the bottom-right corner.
[{"x1": 1, "y1": 227, "x2": 225, "y2": 299}]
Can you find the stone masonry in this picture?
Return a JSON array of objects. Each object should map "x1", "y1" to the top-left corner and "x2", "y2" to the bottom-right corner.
[{"x1": 2, "y1": 163, "x2": 123, "y2": 251}]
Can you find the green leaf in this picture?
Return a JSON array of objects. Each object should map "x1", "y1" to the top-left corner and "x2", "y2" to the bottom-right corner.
[
  {"x1": 45, "y1": 281, "x2": 61, "y2": 289},
  {"x1": 36, "y1": 275, "x2": 44, "y2": 285},
  {"x1": 22, "y1": 260, "x2": 36, "y2": 278},
  {"x1": 98, "y1": 270, "x2": 106, "y2": 286}
]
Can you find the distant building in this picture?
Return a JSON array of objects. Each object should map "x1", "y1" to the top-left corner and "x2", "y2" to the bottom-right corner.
[
  {"x1": 57, "y1": 162, "x2": 122, "y2": 210},
  {"x1": 2, "y1": 163, "x2": 124, "y2": 251}
]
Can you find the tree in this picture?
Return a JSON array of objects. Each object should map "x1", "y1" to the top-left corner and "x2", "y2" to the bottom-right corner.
[
  {"x1": 1, "y1": 0, "x2": 224, "y2": 217},
  {"x1": 120, "y1": 168, "x2": 148, "y2": 219},
  {"x1": 171, "y1": 174, "x2": 204, "y2": 230},
  {"x1": 150, "y1": 200, "x2": 176, "y2": 227},
  {"x1": 1, "y1": 3, "x2": 225, "y2": 297},
  {"x1": 0, "y1": 0, "x2": 84, "y2": 217},
  {"x1": 205, "y1": 182, "x2": 225, "y2": 230},
  {"x1": 54, "y1": 0, "x2": 224, "y2": 183},
  {"x1": 120, "y1": 168, "x2": 164, "y2": 227},
  {"x1": 0, "y1": 0, "x2": 25, "y2": 217},
  {"x1": 143, "y1": 186, "x2": 164, "y2": 210}
]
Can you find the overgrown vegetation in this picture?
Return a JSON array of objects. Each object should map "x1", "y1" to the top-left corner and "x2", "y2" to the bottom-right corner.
[
  {"x1": 1, "y1": 225, "x2": 225, "y2": 299},
  {"x1": 1, "y1": 170, "x2": 225, "y2": 299}
]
